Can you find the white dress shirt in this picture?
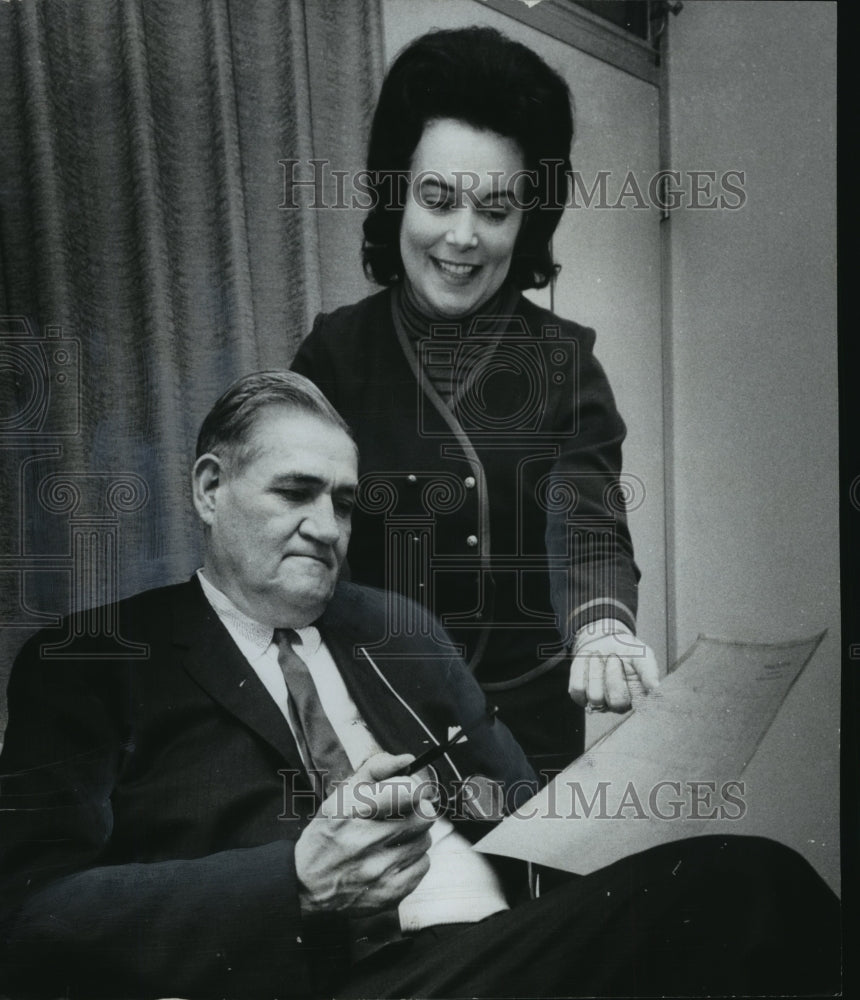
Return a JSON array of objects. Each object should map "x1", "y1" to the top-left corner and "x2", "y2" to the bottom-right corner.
[{"x1": 197, "y1": 571, "x2": 509, "y2": 929}]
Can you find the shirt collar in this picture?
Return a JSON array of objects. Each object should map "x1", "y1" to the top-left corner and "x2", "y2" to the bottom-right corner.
[
  {"x1": 292, "y1": 624, "x2": 323, "y2": 656},
  {"x1": 197, "y1": 570, "x2": 273, "y2": 653},
  {"x1": 196, "y1": 569, "x2": 323, "y2": 656}
]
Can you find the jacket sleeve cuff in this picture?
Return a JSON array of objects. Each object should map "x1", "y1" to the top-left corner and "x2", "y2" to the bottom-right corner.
[{"x1": 567, "y1": 599, "x2": 637, "y2": 644}]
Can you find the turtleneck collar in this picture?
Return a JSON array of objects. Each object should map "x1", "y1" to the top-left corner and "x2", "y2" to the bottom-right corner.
[
  {"x1": 393, "y1": 278, "x2": 521, "y2": 346},
  {"x1": 391, "y1": 279, "x2": 523, "y2": 407}
]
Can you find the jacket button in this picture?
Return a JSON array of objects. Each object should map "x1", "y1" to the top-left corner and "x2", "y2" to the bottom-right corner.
[
  {"x1": 466, "y1": 534, "x2": 478, "y2": 547},
  {"x1": 407, "y1": 474, "x2": 417, "y2": 483},
  {"x1": 464, "y1": 476, "x2": 476, "y2": 488}
]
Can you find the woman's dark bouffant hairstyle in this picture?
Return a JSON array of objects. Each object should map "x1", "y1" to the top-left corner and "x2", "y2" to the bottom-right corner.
[{"x1": 361, "y1": 26, "x2": 574, "y2": 290}]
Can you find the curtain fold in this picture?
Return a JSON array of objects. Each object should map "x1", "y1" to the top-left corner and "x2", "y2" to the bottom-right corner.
[{"x1": 0, "y1": 0, "x2": 383, "y2": 730}]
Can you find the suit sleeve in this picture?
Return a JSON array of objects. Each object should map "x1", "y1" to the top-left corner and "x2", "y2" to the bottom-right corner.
[
  {"x1": 0, "y1": 641, "x2": 327, "y2": 1000},
  {"x1": 544, "y1": 327, "x2": 640, "y2": 644},
  {"x1": 291, "y1": 312, "x2": 339, "y2": 406}
]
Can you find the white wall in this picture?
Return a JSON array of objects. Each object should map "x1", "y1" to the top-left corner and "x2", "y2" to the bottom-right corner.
[{"x1": 666, "y1": 1, "x2": 839, "y2": 889}]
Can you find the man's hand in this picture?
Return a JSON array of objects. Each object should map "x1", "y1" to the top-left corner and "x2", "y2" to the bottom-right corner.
[
  {"x1": 294, "y1": 752, "x2": 437, "y2": 918},
  {"x1": 569, "y1": 620, "x2": 660, "y2": 713}
]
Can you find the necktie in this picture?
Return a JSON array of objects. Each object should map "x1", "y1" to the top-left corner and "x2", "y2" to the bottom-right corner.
[
  {"x1": 273, "y1": 629, "x2": 353, "y2": 797},
  {"x1": 274, "y1": 630, "x2": 404, "y2": 960}
]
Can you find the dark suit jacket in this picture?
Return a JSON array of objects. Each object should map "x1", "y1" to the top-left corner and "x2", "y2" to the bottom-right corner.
[{"x1": 0, "y1": 577, "x2": 535, "y2": 999}]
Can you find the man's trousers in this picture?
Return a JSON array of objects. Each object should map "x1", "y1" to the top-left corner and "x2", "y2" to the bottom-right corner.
[{"x1": 337, "y1": 835, "x2": 841, "y2": 998}]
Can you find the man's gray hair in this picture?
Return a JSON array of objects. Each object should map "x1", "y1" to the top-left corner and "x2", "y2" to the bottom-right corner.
[{"x1": 196, "y1": 370, "x2": 354, "y2": 469}]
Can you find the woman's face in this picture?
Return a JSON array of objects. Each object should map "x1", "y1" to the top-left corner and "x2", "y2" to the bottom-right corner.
[{"x1": 399, "y1": 118, "x2": 526, "y2": 317}]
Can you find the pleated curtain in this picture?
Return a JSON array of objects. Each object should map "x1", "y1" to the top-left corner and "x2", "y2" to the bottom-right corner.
[{"x1": 0, "y1": 0, "x2": 383, "y2": 730}]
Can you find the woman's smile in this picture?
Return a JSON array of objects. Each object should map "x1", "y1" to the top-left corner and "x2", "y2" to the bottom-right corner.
[{"x1": 431, "y1": 256, "x2": 481, "y2": 280}]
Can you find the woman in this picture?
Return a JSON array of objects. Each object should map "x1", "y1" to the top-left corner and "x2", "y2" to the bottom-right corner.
[{"x1": 292, "y1": 25, "x2": 658, "y2": 773}]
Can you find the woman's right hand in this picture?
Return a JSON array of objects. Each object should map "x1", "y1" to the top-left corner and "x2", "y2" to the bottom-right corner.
[{"x1": 569, "y1": 621, "x2": 661, "y2": 713}]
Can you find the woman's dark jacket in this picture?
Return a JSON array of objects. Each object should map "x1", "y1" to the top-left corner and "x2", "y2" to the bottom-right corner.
[{"x1": 292, "y1": 287, "x2": 639, "y2": 688}]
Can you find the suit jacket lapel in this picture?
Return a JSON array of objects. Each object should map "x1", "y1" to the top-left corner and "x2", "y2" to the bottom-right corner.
[
  {"x1": 317, "y1": 596, "x2": 450, "y2": 774},
  {"x1": 315, "y1": 621, "x2": 403, "y2": 751},
  {"x1": 168, "y1": 579, "x2": 455, "y2": 785},
  {"x1": 171, "y1": 578, "x2": 306, "y2": 769}
]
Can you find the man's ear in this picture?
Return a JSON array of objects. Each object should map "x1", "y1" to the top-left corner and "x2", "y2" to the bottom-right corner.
[{"x1": 192, "y1": 453, "x2": 224, "y2": 526}]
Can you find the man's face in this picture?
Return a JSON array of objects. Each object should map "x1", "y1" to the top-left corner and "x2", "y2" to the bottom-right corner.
[{"x1": 195, "y1": 407, "x2": 357, "y2": 627}]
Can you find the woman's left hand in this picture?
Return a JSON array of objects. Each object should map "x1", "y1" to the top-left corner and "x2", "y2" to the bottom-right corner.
[{"x1": 568, "y1": 620, "x2": 660, "y2": 713}]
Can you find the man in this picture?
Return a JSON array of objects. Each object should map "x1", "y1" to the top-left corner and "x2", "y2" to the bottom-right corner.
[{"x1": 0, "y1": 372, "x2": 840, "y2": 999}]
